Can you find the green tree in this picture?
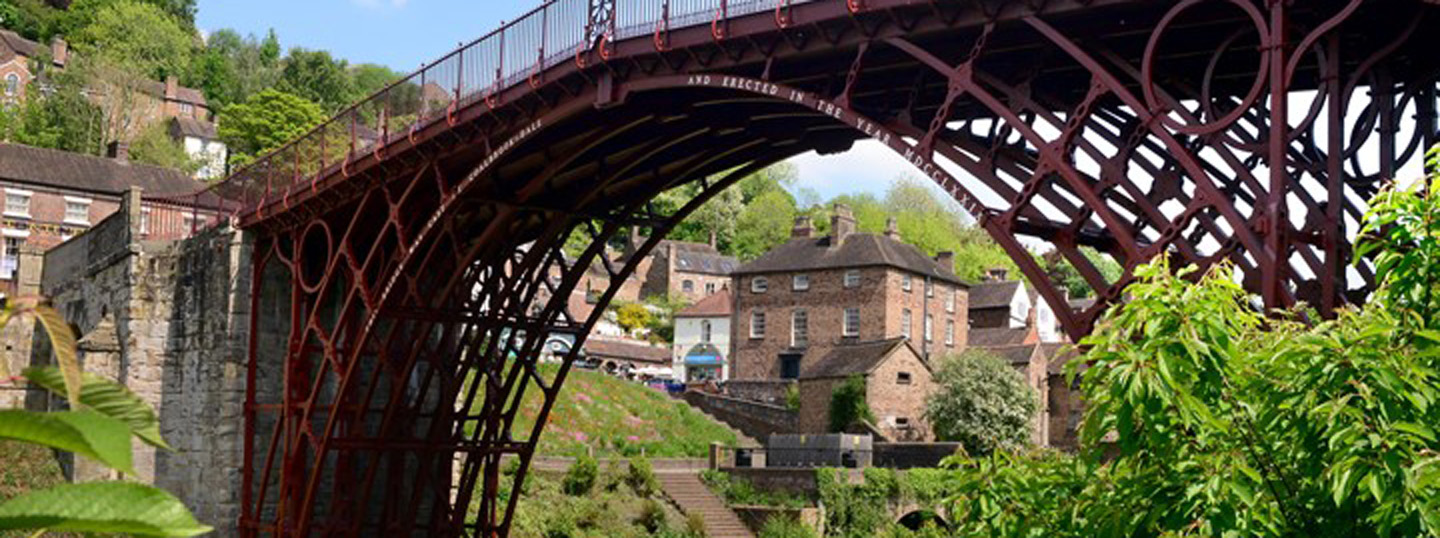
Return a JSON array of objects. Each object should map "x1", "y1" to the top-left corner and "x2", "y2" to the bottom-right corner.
[
  {"x1": 732, "y1": 188, "x2": 798, "y2": 260},
  {"x1": 1039, "y1": 247, "x2": 1123, "y2": 299},
  {"x1": 349, "y1": 63, "x2": 402, "y2": 99},
  {"x1": 71, "y1": 0, "x2": 196, "y2": 81},
  {"x1": 217, "y1": 89, "x2": 325, "y2": 167},
  {"x1": 191, "y1": 28, "x2": 282, "y2": 108},
  {"x1": 7, "y1": 73, "x2": 106, "y2": 155},
  {"x1": 828, "y1": 375, "x2": 874, "y2": 433},
  {"x1": 129, "y1": 121, "x2": 200, "y2": 174},
  {"x1": 924, "y1": 350, "x2": 1038, "y2": 455},
  {"x1": 278, "y1": 48, "x2": 354, "y2": 112}
]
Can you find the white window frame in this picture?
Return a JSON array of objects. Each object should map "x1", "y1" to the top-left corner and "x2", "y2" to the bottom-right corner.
[
  {"x1": 3, "y1": 189, "x2": 32, "y2": 219},
  {"x1": 926, "y1": 279, "x2": 934, "y2": 297},
  {"x1": 902, "y1": 274, "x2": 913, "y2": 292},
  {"x1": 750, "y1": 311, "x2": 766, "y2": 339},
  {"x1": 843, "y1": 307, "x2": 860, "y2": 337},
  {"x1": 844, "y1": 269, "x2": 861, "y2": 288},
  {"x1": 792, "y1": 274, "x2": 809, "y2": 292},
  {"x1": 63, "y1": 196, "x2": 91, "y2": 226},
  {"x1": 946, "y1": 287, "x2": 956, "y2": 313},
  {"x1": 682, "y1": 279, "x2": 695, "y2": 293},
  {"x1": 3, "y1": 73, "x2": 18, "y2": 96},
  {"x1": 701, "y1": 320, "x2": 712, "y2": 343},
  {"x1": 0, "y1": 230, "x2": 26, "y2": 280},
  {"x1": 945, "y1": 320, "x2": 956, "y2": 346},
  {"x1": 705, "y1": 282, "x2": 716, "y2": 295},
  {"x1": 751, "y1": 276, "x2": 769, "y2": 294},
  {"x1": 925, "y1": 315, "x2": 934, "y2": 342},
  {"x1": 901, "y1": 309, "x2": 912, "y2": 340},
  {"x1": 139, "y1": 207, "x2": 152, "y2": 235},
  {"x1": 791, "y1": 309, "x2": 808, "y2": 348}
]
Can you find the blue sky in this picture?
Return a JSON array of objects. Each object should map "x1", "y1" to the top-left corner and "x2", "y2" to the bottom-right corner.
[{"x1": 195, "y1": 0, "x2": 904, "y2": 202}]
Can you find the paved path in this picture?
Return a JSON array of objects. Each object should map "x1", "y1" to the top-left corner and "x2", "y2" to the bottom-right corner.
[{"x1": 657, "y1": 472, "x2": 755, "y2": 538}]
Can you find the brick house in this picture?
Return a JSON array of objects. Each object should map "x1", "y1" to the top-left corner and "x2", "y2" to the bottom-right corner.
[
  {"x1": 619, "y1": 233, "x2": 737, "y2": 303},
  {"x1": 796, "y1": 338, "x2": 935, "y2": 441},
  {"x1": 0, "y1": 142, "x2": 210, "y2": 297},
  {"x1": 0, "y1": 29, "x2": 223, "y2": 178},
  {"x1": 731, "y1": 203, "x2": 968, "y2": 382}
]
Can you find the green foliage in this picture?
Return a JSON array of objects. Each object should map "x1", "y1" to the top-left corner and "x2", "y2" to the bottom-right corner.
[
  {"x1": 827, "y1": 375, "x2": 874, "y2": 433},
  {"x1": 1, "y1": 73, "x2": 106, "y2": 155},
  {"x1": 759, "y1": 516, "x2": 818, "y2": 538},
  {"x1": 1038, "y1": 247, "x2": 1124, "y2": 299},
  {"x1": 0, "y1": 410, "x2": 135, "y2": 475},
  {"x1": 0, "y1": 482, "x2": 209, "y2": 536},
  {"x1": 684, "y1": 512, "x2": 708, "y2": 538},
  {"x1": 612, "y1": 301, "x2": 652, "y2": 335},
  {"x1": 635, "y1": 499, "x2": 667, "y2": 533},
  {"x1": 71, "y1": 0, "x2": 195, "y2": 81},
  {"x1": 561, "y1": 455, "x2": 599, "y2": 496},
  {"x1": 278, "y1": 48, "x2": 355, "y2": 112},
  {"x1": 816, "y1": 468, "x2": 890, "y2": 538},
  {"x1": 218, "y1": 88, "x2": 325, "y2": 167},
  {"x1": 0, "y1": 299, "x2": 209, "y2": 536},
  {"x1": 785, "y1": 383, "x2": 801, "y2": 412},
  {"x1": 624, "y1": 456, "x2": 658, "y2": 497},
  {"x1": 642, "y1": 294, "x2": 690, "y2": 344},
  {"x1": 924, "y1": 350, "x2": 1038, "y2": 455},
  {"x1": 24, "y1": 366, "x2": 169, "y2": 449},
  {"x1": 699, "y1": 470, "x2": 808, "y2": 508},
  {"x1": 129, "y1": 121, "x2": 201, "y2": 174}
]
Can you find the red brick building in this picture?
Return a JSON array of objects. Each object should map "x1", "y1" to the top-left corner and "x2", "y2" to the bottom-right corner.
[
  {"x1": 0, "y1": 142, "x2": 209, "y2": 296},
  {"x1": 731, "y1": 203, "x2": 968, "y2": 382},
  {"x1": 796, "y1": 338, "x2": 936, "y2": 441}
]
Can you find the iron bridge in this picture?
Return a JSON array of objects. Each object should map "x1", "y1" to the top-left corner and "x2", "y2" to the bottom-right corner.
[{"x1": 161, "y1": 0, "x2": 1440, "y2": 535}]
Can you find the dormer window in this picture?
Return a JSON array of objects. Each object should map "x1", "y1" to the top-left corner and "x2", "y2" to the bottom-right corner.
[
  {"x1": 751, "y1": 277, "x2": 769, "y2": 294},
  {"x1": 792, "y1": 274, "x2": 809, "y2": 291}
]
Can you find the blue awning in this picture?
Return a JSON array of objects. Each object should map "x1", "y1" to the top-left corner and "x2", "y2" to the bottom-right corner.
[{"x1": 685, "y1": 355, "x2": 722, "y2": 366}]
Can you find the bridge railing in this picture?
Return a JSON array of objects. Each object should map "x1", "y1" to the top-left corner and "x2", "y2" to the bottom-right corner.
[{"x1": 202, "y1": 0, "x2": 828, "y2": 220}]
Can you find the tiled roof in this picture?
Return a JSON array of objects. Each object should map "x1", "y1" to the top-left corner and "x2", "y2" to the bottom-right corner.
[
  {"x1": 978, "y1": 344, "x2": 1040, "y2": 365},
  {"x1": 734, "y1": 233, "x2": 964, "y2": 286},
  {"x1": 1043, "y1": 344, "x2": 1083, "y2": 375},
  {"x1": 0, "y1": 30, "x2": 40, "y2": 64},
  {"x1": 0, "y1": 143, "x2": 204, "y2": 196},
  {"x1": 969, "y1": 281, "x2": 1021, "y2": 310},
  {"x1": 582, "y1": 338, "x2": 670, "y2": 364},
  {"x1": 968, "y1": 326, "x2": 1031, "y2": 347},
  {"x1": 662, "y1": 240, "x2": 737, "y2": 275},
  {"x1": 170, "y1": 117, "x2": 218, "y2": 140},
  {"x1": 676, "y1": 292, "x2": 732, "y2": 318},
  {"x1": 140, "y1": 79, "x2": 207, "y2": 106},
  {"x1": 800, "y1": 338, "x2": 924, "y2": 380}
]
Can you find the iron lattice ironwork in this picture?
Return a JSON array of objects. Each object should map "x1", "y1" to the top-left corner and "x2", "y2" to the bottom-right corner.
[{"x1": 212, "y1": 0, "x2": 1440, "y2": 536}]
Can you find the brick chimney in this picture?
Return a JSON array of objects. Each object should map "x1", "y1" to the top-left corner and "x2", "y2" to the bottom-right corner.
[
  {"x1": 107, "y1": 141, "x2": 129, "y2": 163},
  {"x1": 935, "y1": 251, "x2": 955, "y2": 274},
  {"x1": 50, "y1": 37, "x2": 68, "y2": 67},
  {"x1": 164, "y1": 75, "x2": 178, "y2": 100},
  {"x1": 791, "y1": 216, "x2": 813, "y2": 238},
  {"x1": 830, "y1": 203, "x2": 855, "y2": 246},
  {"x1": 884, "y1": 217, "x2": 901, "y2": 241}
]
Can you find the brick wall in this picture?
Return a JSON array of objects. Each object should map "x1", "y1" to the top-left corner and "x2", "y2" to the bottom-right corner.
[
  {"x1": 865, "y1": 346, "x2": 934, "y2": 441},
  {"x1": 878, "y1": 271, "x2": 966, "y2": 359},
  {"x1": 683, "y1": 390, "x2": 798, "y2": 440}
]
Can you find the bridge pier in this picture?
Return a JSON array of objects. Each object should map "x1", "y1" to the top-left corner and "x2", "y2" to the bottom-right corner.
[{"x1": 38, "y1": 191, "x2": 254, "y2": 536}]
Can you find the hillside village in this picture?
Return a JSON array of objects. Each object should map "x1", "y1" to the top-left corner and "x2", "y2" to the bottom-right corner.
[{"x1": 555, "y1": 201, "x2": 1087, "y2": 450}]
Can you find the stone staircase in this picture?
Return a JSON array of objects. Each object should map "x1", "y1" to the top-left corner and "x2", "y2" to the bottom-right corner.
[{"x1": 657, "y1": 472, "x2": 755, "y2": 538}]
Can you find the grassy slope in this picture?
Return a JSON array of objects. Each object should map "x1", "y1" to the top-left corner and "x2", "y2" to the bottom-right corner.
[{"x1": 492, "y1": 363, "x2": 737, "y2": 458}]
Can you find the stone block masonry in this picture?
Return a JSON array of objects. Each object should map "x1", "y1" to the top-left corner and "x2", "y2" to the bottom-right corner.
[{"x1": 38, "y1": 190, "x2": 251, "y2": 536}]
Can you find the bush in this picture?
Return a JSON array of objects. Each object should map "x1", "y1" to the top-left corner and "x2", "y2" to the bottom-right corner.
[
  {"x1": 924, "y1": 350, "x2": 1039, "y2": 455},
  {"x1": 626, "y1": 455, "x2": 660, "y2": 497},
  {"x1": 700, "y1": 469, "x2": 808, "y2": 508},
  {"x1": 760, "y1": 516, "x2": 817, "y2": 538},
  {"x1": 828, "y1": 375, "x2": 874, "y2": 432},
  {"x1": 685, "y1": 512, "x2": 708, "y2": 537},
  {"x1": 785, "y1": 383, "x2": 801, "y2": 411},
  {"x1": 635, "y1": 499, "x2": 669, "y2": 533},
  {"x1": 560, "y1": 454, "x2": 598, "y2": 496}
]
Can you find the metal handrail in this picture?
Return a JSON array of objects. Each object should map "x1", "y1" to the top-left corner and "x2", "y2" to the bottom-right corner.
[{"x1": 200, "y1": 0, "x2": 826, "y2": 220}]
